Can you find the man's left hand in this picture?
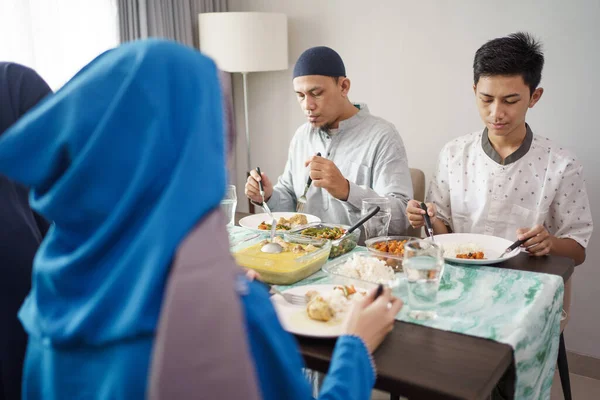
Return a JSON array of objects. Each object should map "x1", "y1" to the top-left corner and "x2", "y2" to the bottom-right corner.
[
  {"x1": 305, "y1": 155, "x2": 349, "y2": 200},
  {"x1": 517, "y1": 225, "x2": 553, "y2": 257}
]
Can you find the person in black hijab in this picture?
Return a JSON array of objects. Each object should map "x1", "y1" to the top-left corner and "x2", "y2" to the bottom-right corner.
[{"x1": 0, "y1": 62, "x2": 52, "y2": 400}]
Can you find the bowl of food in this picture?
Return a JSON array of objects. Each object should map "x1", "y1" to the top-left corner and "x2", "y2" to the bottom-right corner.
[
  {"x1": 231, "y1": 232, "x2": 331, "y2": 285},
  {"x1": 364, "y1": 235, "x2": 416, "y2": 272},
  {"x1": 292, "y1": 223, "x2": 360, "y2": 259},
  {"x1": 322, "y1": 252, "x2": 402, "y2": 287}
]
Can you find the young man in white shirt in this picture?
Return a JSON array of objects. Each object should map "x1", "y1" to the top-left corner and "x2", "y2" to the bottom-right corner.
[{"x1": 407, "y1": 32, "x2": 592, "y2": 265}]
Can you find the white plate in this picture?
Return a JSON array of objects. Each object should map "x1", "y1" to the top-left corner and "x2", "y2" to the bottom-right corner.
[
  {"x1": 271, "y1": 284, "x2": 369, "y2": 338},
  {"x1": 238, "y1": 212, "x2": 321, "y2": 233},
  {"x1": 433, "y1": 233, "x2": 521, "y2": 265}
]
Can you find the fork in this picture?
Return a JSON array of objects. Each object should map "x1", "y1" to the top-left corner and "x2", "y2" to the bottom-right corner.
[
  {"x1": 268, "y1": 285, "x2": 306, "y2": 306},
  {"x1": 296, "y1": 152, "x2": 321, "y2": 213}
]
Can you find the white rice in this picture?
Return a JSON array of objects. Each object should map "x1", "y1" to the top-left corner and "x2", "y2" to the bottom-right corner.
[
  {"x1": 442, "y1": 243, "x2": 484, "y2": 258},
  {"x1": 336, "y1": 254, "x2": 396, "y2": 284}
]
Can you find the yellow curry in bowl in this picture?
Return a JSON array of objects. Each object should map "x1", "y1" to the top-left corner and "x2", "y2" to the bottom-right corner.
[{"x1": 232, "y1": 234, "x2": 331, "y2": 285}]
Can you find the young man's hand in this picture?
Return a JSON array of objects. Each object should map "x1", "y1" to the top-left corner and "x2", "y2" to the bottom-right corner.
[
  {"x1": 406, "y1": 200, "x2": 438, "y2": 229},
  {"x1": 517, "y1": 225, "x2": 552, "y2": 257}
]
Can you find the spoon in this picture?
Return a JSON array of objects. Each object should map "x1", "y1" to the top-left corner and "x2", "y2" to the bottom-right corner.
[
  {"x1": 261, "y1": 218, "x2": 283, "y2": 254},
  {"x1": 256, "y1": 167, "x2": 274, "y2": 220},
  {"x1": 255, "y1": 167, "x2": 283, "y2": 254},
  {"x1": 332, "y1": 206, "x2": 381, "y2": 246}
]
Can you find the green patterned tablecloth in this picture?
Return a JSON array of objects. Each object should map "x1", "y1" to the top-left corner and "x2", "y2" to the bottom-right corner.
[{"x1": 230, "y1": 227, "x2": 564, "y2": 399}]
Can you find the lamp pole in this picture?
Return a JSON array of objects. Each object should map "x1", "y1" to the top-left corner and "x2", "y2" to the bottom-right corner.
[{"x1": 242, "y1": 72, "x2": 255, "y2": 213}]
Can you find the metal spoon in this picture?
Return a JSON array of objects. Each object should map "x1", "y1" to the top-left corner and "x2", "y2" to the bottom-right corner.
[
  {"x1": 261, "y1": 218, "x2": 283, "y2": 254},
  {"x1": 256, "y1": 167, "x2": 283, "y2": 254},
  {"x1": 256, "y1": 167, "x2": 275, "y2": 220}
]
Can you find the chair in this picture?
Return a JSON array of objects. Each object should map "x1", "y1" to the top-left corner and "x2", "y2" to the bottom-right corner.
[{"x1": 407, "y1": 168, "x2": 425, "y2": 238}]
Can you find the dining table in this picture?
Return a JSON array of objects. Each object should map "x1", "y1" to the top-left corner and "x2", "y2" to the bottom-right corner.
[{"x1": 233, "y1": 212, "x2": 573, "y2": 400}]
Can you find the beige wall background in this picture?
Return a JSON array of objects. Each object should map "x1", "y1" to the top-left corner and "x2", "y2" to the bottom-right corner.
[{"x1": 228, "y1": 0, "x2": 600, "y2": 358}]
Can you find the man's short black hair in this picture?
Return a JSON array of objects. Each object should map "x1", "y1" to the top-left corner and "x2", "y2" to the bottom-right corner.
[{"x1": 474, "y1": 32, "x2": 544, "y2": 95}]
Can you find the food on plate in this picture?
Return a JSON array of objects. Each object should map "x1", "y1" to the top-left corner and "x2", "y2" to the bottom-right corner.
[
  {"x1": 335, "y1": 254, "x2": 396, "y2": 284},
  {"x1": 305, "y1": 293, "x2": 334, "y2": 322},
  {"x1": 371, "y1": 239, "x2": 408, "y2": 256},
  {"x1": 456, "y1": 251, "x2": 485, "y2": 260},
  {"x1": 305, "y1": 285, "x2": 366, "y2": 322},
  {"x1": 258, "y1": 221, "x2": 290, "y2": 231},
  {"x1": 258, "y1": 214, "x2": 309, "y2": 231},
  {"x1": 443, "y1": 243, "x2": 486, "y2": 259}
]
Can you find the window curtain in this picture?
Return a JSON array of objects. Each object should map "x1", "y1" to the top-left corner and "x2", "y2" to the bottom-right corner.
[
  {"x1": 0, "y1": 0, "x2": 120, "y2": 90},
  {"x1": 117, "y1": 0, "x2": 236, "y2": 182}
]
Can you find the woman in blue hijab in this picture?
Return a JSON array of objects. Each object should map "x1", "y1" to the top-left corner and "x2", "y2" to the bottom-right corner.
[
  {"x1": 0, "y1": 40, "x2": 402, "y2": 399},
  {"x1": 0, "y1": 62, "x2": 52, "y2": 400},
  {"x1": 0, "y1": 40, "x2": 263, "y2": 399}
]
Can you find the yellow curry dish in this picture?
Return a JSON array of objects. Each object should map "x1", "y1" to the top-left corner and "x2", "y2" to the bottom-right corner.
[{"x1": 232, "y1": 234, "x2": 331, "y2": 285}]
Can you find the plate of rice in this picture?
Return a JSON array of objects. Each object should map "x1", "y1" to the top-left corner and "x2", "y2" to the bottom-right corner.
[
  {"x1": 433, "y1": 233, "x2": 521, "y2": 265},
  {"x1": 322, "y1": 252, "x2": 402, "y2": 287}
]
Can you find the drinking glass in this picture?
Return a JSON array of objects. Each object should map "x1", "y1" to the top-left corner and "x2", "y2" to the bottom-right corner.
[
  {"x1": 220, "y1": 185, "x2": 237, "y2": 228},
  {"x1": 403, "y1": 238, "x2": 444, "y2": 320},
  {"x1": 361, "y1": 197, "x2": 391, "y2": 240}
]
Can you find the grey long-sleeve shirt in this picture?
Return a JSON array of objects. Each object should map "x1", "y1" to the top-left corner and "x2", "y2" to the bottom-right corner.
[{"x1": 267, "y1": 104, "x2": 413, "y2": 235}]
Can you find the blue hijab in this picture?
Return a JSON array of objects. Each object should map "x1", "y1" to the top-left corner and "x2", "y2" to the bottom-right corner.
[{"x1": 0, "y1": 40, "x2": 226, "y2": 346}]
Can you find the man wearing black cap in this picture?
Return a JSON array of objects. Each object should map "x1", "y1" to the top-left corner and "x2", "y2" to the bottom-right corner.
[{"x1": 245, "y1": 46, "x2": 413, "y2": 234}]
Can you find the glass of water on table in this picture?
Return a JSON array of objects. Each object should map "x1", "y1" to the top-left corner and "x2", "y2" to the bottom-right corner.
[
  {"x1": 361, "y1": 197, "x2": 391, "y2": 240},
  {"x1": 220, "y1": 185, "x2": 237, "y2": 229},
  {"x1": 403, "y1": 238, "x2": 444, "y2": 320}
]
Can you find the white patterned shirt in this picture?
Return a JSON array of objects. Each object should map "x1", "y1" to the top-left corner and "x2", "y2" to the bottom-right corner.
[{"x1": 427, "y1": 125, "x2": 593, "y2": 247}]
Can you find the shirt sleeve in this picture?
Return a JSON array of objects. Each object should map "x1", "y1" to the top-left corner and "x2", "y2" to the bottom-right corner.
[
  {"x1": 547, "y1": 159, "x2": 593, "y2": 248},
  {"x1": 242, "y1": 280, "x2": 376, "y2": 400},
  {"x1": 345, "y1": 127, "x2": 413, "y2": 235},
  {"x1": 266, "y1": 134, "x2": 298, "y2": 212},
  {"x1": 426, "y1": 145, "x2": 453, "y2": 230},
  {"x1": 318, "y1": 335, "x2": 376, "y2": 400}
]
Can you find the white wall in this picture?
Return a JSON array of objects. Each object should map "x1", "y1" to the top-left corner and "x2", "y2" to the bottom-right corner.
[{"x1": 229, "y1": 0, "x2": 600, "y2": 358}]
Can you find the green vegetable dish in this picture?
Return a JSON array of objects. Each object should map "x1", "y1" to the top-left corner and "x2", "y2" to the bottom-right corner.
[
  {"x1": 299, "y1": 225, "x2": 358, "y2": 259},
  {"x1": 300, "y1": 226, "x2": 345, "y2": 240}
]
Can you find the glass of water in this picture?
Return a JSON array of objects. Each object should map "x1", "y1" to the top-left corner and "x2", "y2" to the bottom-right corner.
[
  {"x1": 361, "y1": 197, "x2": 391, "y2": 240},
  {"x1": 403, "y1": 238, "x2": 444, "y2": 320},
  {"x1": 221, "y1": 185, "x2": 237, "y2": 228}
]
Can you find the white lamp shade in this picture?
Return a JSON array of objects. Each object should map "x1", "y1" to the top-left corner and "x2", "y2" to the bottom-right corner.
[{"x1": 199, "y1": 12, "x2": 288, "y2": 73}]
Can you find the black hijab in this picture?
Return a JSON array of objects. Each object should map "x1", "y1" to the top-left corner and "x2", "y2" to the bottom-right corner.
[{"x1": 0, "y1": 62, "x2": 51, "y2": 400}]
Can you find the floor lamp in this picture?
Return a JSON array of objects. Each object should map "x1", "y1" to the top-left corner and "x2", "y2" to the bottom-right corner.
[{"x1": 199, "y1": 12, "x2": 288, "y2": 213}]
